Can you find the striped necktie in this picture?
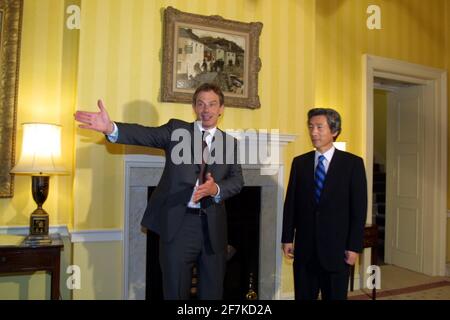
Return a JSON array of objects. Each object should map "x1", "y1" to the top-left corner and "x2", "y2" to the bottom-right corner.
[{"x1": 314, "y1": 155, "x2": 326, "y2": 203}]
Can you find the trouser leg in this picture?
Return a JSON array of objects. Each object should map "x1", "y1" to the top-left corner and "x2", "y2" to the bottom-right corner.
[
  {"x1": 293, "y1": 259, "x2": 320, "y2": 300},
  {"x1": 159, "y1": 215, "x2": 202, "y2": 299},
  {"x1": 196, "y1": 244, "x2": 226, "y2": 300},
  {"x1": 319, "y1": 264, "x2": 350, "y2": 300}
]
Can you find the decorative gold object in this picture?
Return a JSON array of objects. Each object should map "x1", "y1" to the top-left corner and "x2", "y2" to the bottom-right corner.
[
  {"x1": 245, "y1": 272, "x2": 258, "y2": 300},
  {"x1": 0, "y1": 0, "x2": 23, "y2": 197}
]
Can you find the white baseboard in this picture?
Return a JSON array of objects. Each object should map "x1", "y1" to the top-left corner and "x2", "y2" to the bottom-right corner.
[{"x1": 0, "y1": 225, "x2": 122, "y2": 243}]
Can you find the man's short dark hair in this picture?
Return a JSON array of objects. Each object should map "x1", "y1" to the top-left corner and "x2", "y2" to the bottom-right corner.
[
  {"x1": 192, "y1": 83, "x2": 225, "y2": 106},
  {"x1": 307, "y1": 108, "x2": 342, "y2": 140}
]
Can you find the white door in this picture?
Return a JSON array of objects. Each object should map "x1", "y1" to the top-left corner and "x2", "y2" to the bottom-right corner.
[{"x1": 385, "y1": 85, "x2": 424, "y2": 273}]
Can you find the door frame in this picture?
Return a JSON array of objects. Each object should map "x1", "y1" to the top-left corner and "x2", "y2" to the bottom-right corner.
[{"x1": 362, "y1": 54, "x2": 447, "y2": 278}]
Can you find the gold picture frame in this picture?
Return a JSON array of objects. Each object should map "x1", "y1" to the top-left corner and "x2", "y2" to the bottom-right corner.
[
  {"x1": 161, "y1": 6, "x2": 263, "y2": 109},
  {"x1": 0, "y1": 0, "x2": 22, "y2": 197}
]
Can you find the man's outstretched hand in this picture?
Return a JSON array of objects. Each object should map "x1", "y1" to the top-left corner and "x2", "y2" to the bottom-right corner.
[{"x1": 74, "y1": 99, "x2": 114, "y2": 134}]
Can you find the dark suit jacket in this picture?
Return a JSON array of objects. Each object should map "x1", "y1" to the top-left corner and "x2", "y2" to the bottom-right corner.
[
  {"x1": 113, "y1": 119, "x2": 244, "y2": 253},
  {"x1": 282, "y1": 149, "x2": 367, "y2": 272}
]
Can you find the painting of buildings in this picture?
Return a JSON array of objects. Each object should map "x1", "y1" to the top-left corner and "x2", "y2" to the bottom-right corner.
[{"x1": 176, "y1": 27, "x2": 246, "y2": 95}]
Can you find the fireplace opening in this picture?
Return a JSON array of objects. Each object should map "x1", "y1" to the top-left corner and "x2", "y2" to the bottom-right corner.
[
  {"x1": 145, "y1": 186, "x2": 261, "y2": 300},
  {"x1": 224, "y1": 186, "x2": 261, "y2": 299}
]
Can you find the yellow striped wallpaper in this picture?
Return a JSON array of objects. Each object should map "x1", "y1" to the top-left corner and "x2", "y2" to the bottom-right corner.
[
  {"x1": 0, "y1": 0, "x2": 78, "y2": 227},
  {"x1": 315, "y1": 0, "x2": 450, "y2": 267},
  {"x1": 73, "y1": 0, "x2": 316, "y2": 230},
  {"x1": 1, "y1": 0, "x2": 450, "y2": 299},
  {"x1": 315, "y1": 0, "x2": 447, "y2": 155}
]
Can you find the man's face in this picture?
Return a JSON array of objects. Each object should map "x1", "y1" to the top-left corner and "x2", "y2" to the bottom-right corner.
[
  {"x1": 308, "y1": 115, "x2": 337, "y2": 153},
  {"x1": 193, "y1": 90, "x2": 224, "y2": 129}
]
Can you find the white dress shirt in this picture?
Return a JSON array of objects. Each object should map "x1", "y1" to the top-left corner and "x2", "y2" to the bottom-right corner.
[
  {"x1": 314, "y1": 146, "x2": 336, "y2": 174},
  {"x1": 187, "y1": 121, "x2": 220, "y2": 208}
]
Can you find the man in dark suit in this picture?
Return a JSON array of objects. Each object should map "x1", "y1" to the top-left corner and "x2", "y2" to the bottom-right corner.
[
  {"x1": 282, "y1": 108, "x2": 367, "y2": 300},
  {"x1": 75, "y1": 83, "x2": 244, "y2": 299}
]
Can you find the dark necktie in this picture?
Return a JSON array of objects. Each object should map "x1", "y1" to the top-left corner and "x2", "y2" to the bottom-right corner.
[
  {"x1": 314, "y1": 155, "x2": 326, "y2": 203},
  {"x1": 199, "y1": 130, "x2": 213, "y2": 254},
  {"x1": 199, "y1": 131, "x2": 209, "y2": 185}
]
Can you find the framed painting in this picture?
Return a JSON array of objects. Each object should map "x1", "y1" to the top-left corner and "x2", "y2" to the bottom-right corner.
[
  {"x1": 0, "y1": 0, "x2": 22, "y2": 197},
  {"x1": 161, "y1": 6, "x2": 263, "y2": 109}
]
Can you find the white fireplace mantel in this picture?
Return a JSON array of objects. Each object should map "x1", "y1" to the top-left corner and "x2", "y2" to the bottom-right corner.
[{"x1": 123, "y1": 132, "x2": 296, "y2": 300}]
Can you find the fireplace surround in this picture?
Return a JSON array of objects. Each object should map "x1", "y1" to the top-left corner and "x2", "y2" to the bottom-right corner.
[{"x1": 122, "y1": 132, "x2": 296, "y2": 299}]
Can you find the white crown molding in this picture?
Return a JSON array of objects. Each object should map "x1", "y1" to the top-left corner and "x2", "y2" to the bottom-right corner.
[{"x1": 0, "y1": 225, "x2": 122, "y2": 243}]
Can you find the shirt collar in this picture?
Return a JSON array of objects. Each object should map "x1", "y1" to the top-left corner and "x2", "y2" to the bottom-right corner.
[
  {"x1": 195, "y1": 120, "x2": 217, "y2": 137},
  {"x1": 315, "y1": 145, "x2": 336, "y2": 163}
]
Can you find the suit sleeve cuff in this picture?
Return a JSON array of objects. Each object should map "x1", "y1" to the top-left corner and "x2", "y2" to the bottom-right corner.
[
  {"x1": 213, "y1": 183, "x2": 221, "y2": 203},
  {"x1": 106, "y1": 122, "x2": 119, "y2": 142}
]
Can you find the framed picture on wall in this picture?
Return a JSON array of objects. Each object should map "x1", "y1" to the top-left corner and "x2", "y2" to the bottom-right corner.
[
  {"x1": 161, "y1": 6, "x2": 263, "y2": 109},
  {"x1": 0, "y1": 0, "x2": 22, "y2": 197}
]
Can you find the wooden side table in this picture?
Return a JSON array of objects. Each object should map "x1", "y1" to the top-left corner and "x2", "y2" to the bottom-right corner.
[
  {"x1": 0, "y1": 233, "x2": 64, "y2": 300},
  {"x1": 349, "y1": 224, "x2": 378, "y2": 300}
]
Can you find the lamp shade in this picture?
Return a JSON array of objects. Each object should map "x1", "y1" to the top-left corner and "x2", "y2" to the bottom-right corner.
[{"x1": 11, "y1": 123, "x2": 67, "y2": 175}]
